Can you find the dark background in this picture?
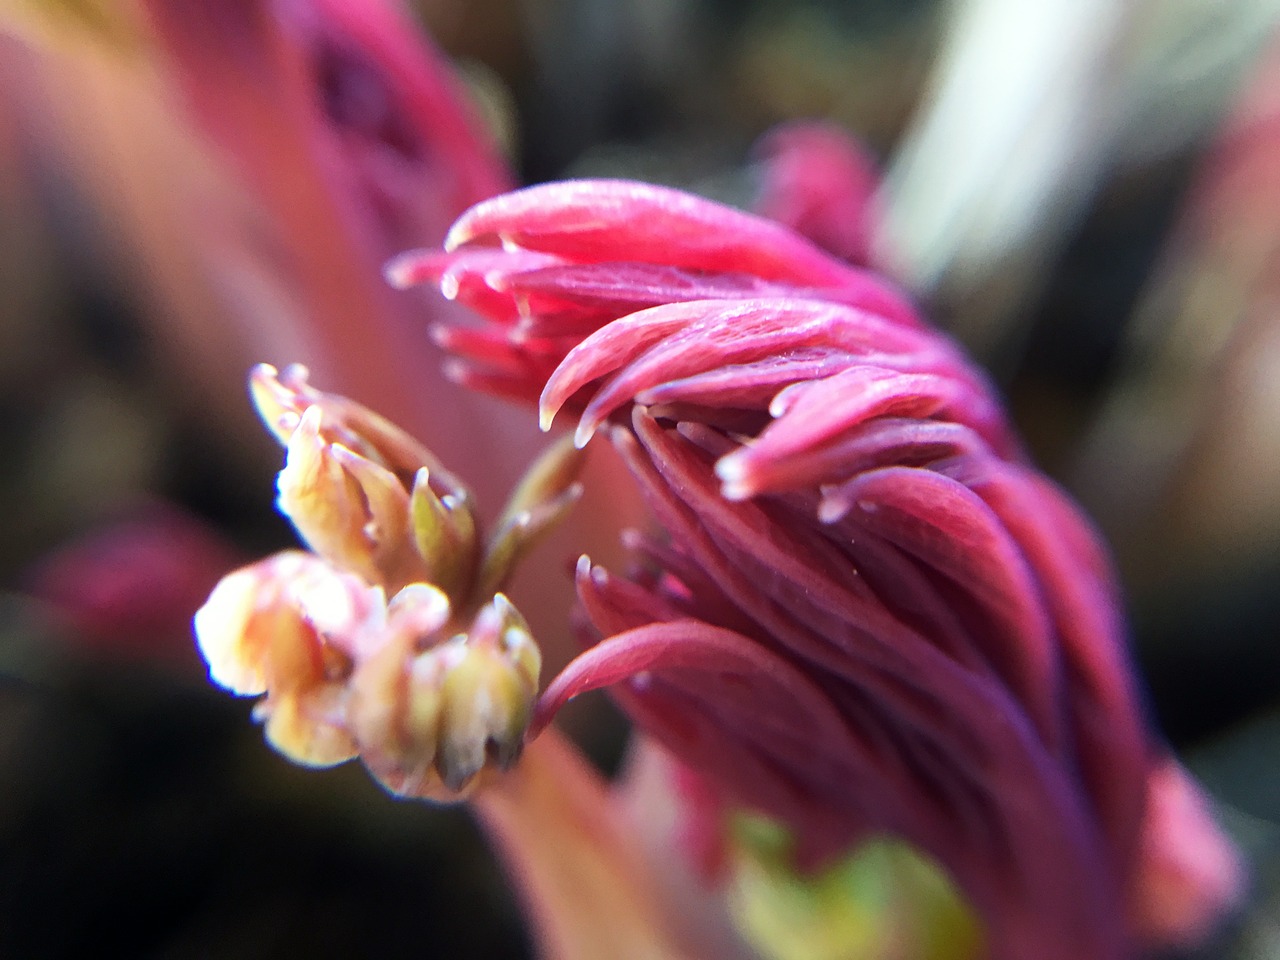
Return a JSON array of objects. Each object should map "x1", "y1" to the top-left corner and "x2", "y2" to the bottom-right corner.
[{"x1": 1, "y1": 1, "x2": 1277, "y2": 956}]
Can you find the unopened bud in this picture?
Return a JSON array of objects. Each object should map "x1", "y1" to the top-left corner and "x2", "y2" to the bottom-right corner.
[
  {"x1": 249, "y1": 363, "x2": 468, "y2": 495},
  {"x1": 277, "y1": 406, "x2": 386, "y2": 584},
  {"x1": 348, "y1": 583, "x2": 452, "y2": 795},
  {"x1": 349, "y1": 589, "x2": 541, "y2": 800},
  {"x1": 252, "y1": 364, "x2": 481, "y2": 599},
  {"x1": 410, "y1": 469, "x2": 479, "y2": 601},
  {"x1": 437, "y1": 595, "x2": 541, "y2": 791},
  {"x1": 478, "y1": 436, "x2": 585, "y2": 597},
  {"x1": 197, "y1": 365, "x2": 569, "y2": 800},
  {"x1": 193, "y1": 552, "x2": 380, "y2": 766}
]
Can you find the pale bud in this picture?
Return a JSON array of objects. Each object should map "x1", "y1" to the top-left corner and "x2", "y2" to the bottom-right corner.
[
  {"x1": 348, "y1": 588, "x2": 541, "y2": 800},
  {"x1": 276, "y1": 406, "x2": 384, "y2": 584},
  {"x1": 437, "y1": 594, "x2": 541, "y2": 791},
  {"x1": 347, "y1": 583, "x2": 453, "y2": 795},
  {"x1": 249, "y1": 363, "x2": 469, "y2": 496},
  {"x1": 196, "y1": 365, "x2": 567, "y2": 800},
  {"x1": 193, "y1": 551, "x2": 380, "y2": 766},
  {"x1": 410, "y1": 469, "x2": 479, "y2": 602},
  {"x1": 251, "y1": 363, "x2": 478, "y2": 598}
]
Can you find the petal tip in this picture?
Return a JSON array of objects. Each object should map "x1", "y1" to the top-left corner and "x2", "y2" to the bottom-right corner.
[
  {"x1": 714, "y1": 453, "x2": 752, "y2": 501},
  {"x1": 382, "y1": 251, "x2": 419, "y2": 289},
  {"x1": 572, "y1": 419, "x2": 597, "y2": 449},
  {"x1": 538, "y1": 405, "x2": 557, "y2": 433},
  {"x1": 443, "y1": 216, "x2": 477, "y2": 253}
]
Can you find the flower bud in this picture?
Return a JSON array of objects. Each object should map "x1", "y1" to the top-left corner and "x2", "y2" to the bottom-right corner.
[
  {"x1": 347, "y1": 583, "x2": 452, "y2": 795},
  {"x1": 251, "y1": 363, "x2": 479, "y2": 598},
  {"x1": 198, "y1": 366, "x2": 566, "y2": 803},
  {"x1": 478, "y1": 435, "x2": 584, "y2": 598},
  {"x1": 437, "y1": 594, "x2": 541, "y2": 790},
  {"x1": 410, "y1": 469, "x2": 479, "y2": 602},
  {"x1": 276, "y1": 405, "x2": 386, "y2": 584},
  {"x1": 348, "y1": 589, "x2": 540, "y2": 800},
  {"x1": 193, "y1": 551, "x2": 380, "y2": 766},
  {"x1": 249, "y1": 363, "x2": 468, "y2": 494}
]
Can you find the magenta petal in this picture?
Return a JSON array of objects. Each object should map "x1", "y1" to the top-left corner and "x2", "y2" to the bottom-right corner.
[
  {"x1": 428, "y1": 327, "x2": 575, "y2": 408},
  {"x1": 499, "y1": 259, "x2": 924, "y2": 330},
  {"x1": 543, "y1": 298, "x2": 943, "y2": 442},
  {"x1": 445, "y1": 180, "x2": 872, "y2": 288},
  {"x1": 635, "y1": 352, "x2": 857, "y2": 413},
  {"x1": 833, "y1": 466, "x2": 1065, "y2": 751},
  {"x1": 715, "y1": 367, "x2": 966, "y2": 499},
  {"x1": 539, "y1": 310, "x2": 695, "y2": 434},
  {"x1": 502, "y1": 262, "x2": 783, "y2": 310},
  {"x1": 383, "y1": 247, "x2": 454, "y2": 288},
  {"x1": 581, "y1": 300, "x2": 913, "y2": 428},
  {"x1": 704, "y1": 417, "x2": 986, "y2": 505},
  {"x1": 534, "y1": 619, "x2": 857, "y2": 749},
  {"x1": 572, "y1": 555, "x2": 688, "y2": 639},
  {"x1": 618, "y1": 415, "x2": 1002, "y2": 753},
  {"x1": 944, "y1": 457, "x2": 1150, "y2": 874},
  {"x1": 590, "y1": 424, "x2": 1131, "y2": 959},
  {"x1": 389, "y1": 247, "x2": 563, "y2": 323},
  {"x1": 590, "y1": 414, "x2": 1136, "y2": 958}
]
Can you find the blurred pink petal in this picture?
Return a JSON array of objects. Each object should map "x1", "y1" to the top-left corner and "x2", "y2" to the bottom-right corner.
[
  {"x1": 751, "y1": 120, "x2": 881, "y2": 266},
  {"x1": 1129, "y1": 759, "x2": 1247, "y2": 949},
  {"x1": 24, "y1": 504, "x2": 241, "y2": 667},
  {"x1": 140, "y1": 0, "x2": 511, "y2": 256}
]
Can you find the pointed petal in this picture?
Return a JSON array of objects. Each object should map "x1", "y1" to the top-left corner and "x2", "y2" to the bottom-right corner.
[
  {"x1": 715, "y1": 367, "x2": 966, "y2": 500},
  {"x1": 535, "y1": 620, "x2": 858, "y2": 755},
  {"x1": 277, "y1": 407, "x2": 378, "y2": 582},
  {"x1": 943, "y1": 457, "x2": 1151, "y2": 869},
  {"x1": 445, "y1": 179, "x2": 870, "y2": 288},
  {"x1": 827, "y1": 466, "x2": 1064, "y2": 751},
  {"x1": 539, "y1": 297, "x2": 962, "y2": 447},
  {"x1": 409, "y1": 468, "x2": 478, "y2": 600},
  {"x1": 329, "y1": 442, "x2": 423, "y2": 591},
  {"x1": 262, "y1": 685, "x2": 359, "y2": 768}
]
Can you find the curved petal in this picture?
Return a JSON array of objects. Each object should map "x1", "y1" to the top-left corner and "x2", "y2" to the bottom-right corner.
[{"x1": 445, "y1": 179, "x2": 875, "y2": 288}]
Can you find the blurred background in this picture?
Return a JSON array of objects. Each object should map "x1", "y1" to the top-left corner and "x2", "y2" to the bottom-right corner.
[{"x1": 1, "y1": 0, "x2": 1278, "y2": 956}]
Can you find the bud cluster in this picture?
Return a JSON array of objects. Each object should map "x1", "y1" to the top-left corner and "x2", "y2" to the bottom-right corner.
[{"x1": 194, "y1": 364, "x2": 581, "y2": 799}]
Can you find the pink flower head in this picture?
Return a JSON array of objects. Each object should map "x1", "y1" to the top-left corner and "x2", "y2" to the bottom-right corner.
[{"x1": 394, "y1": 179, "x2": 1243, "y2": 959}]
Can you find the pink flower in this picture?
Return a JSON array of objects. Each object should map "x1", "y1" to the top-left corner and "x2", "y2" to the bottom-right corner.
[{"x1": 395, "y1": 178, "x2": 1244, "y2": 959}]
